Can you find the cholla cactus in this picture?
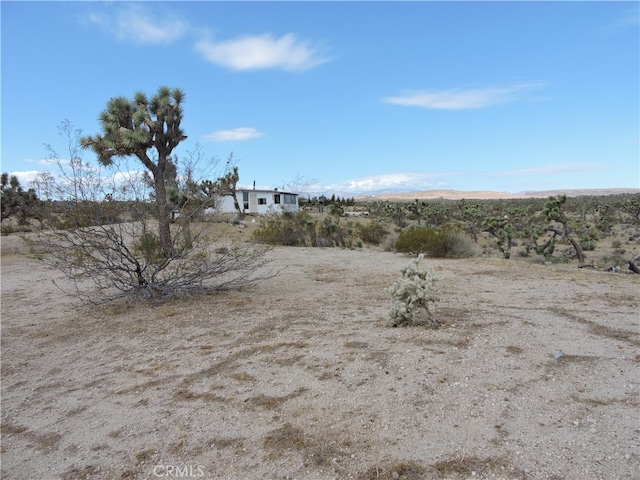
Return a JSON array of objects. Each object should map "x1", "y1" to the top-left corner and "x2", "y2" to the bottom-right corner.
[{"x1": 387, "y1": 254, "x2": 439, "y2": 328}]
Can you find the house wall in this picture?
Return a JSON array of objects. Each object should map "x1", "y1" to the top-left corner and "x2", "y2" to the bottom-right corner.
[{"x1": 217, "y1": 190, "x2": 299, "y2": 215}]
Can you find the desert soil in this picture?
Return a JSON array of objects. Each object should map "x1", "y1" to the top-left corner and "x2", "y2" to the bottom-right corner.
[{"x1": 1, "y1": 233, "x2": 639, "y2": 480}]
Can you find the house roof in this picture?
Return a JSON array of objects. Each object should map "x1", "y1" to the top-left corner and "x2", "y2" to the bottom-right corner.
[{"x1": 236, "y1": 189, "x2": 298, "y2": 195}]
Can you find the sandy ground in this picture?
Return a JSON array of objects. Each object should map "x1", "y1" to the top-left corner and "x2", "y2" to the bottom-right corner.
[{"x1": 1, "y1": 233, "x2": 639, "y2": 480}]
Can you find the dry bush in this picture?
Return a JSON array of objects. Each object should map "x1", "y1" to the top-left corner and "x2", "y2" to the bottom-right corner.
[{"x1": 27, "y1": 213, "x2": 275, "y2": 304}]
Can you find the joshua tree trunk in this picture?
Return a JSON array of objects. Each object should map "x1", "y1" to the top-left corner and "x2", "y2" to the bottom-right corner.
[{"x1": 153, "y1": 169, "x2": 172, "y2": 255}]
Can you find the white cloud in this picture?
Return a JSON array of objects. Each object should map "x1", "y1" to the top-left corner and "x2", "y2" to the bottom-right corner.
[
  {"x1": 83, "y1": 6, "x2": 186, "y2": 45},
  {"x1": 194, "y1": 33, "x2": 330, "y2": 71},
  {"x1": 384, "y1": 83, "x2": 547, "y2": 110},
  {"x1": 203, "y1": 127, "x2": 265, "y2": 142},
  {"x1": 318, "y1": 172, "x2": 452, "y2": 195},
  {"x1": 7, "y1": 171, "x2": 42, "y2": 187}
]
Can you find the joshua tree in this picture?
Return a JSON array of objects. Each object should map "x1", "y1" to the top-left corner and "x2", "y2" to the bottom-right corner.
[
  {"x1": 0, "y1": 173, "x2": 40, "y2": 224},
  {"x1": 543, "y1": 195, "x2": 585, "y2": 263},
  {"x1": 202, "y1": 154, "x2": 243, "y2": 218},
  {"x1": 30, "y1": 117, "x2": 274, "y2": 303},
  {"x1": 483, "y1": 215, "x2": 515, "y2": 259},
  {"x1": 81, "y1": 86, "x2": 186, "y2": 256}
]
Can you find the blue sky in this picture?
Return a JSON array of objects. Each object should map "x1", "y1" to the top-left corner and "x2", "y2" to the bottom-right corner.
[{"x1": 2, "y1": 1, "x2": 638, "y2": 196}]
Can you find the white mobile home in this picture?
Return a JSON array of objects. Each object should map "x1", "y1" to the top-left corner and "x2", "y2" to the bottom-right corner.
[{"x1": 218, "y1": 189, "x2": 299, "y2": 215}]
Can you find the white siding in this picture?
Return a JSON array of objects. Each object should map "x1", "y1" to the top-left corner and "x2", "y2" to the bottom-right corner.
[{"x1": 216, "y1": 190, "x2": 298, "y2": 214}]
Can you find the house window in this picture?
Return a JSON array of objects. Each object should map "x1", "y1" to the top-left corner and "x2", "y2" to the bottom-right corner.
[
  {"x1": 283, "y1": 194, "x2": 297, "y2": 205},
  {"x1": 274, "y1": 194, "x2": 281, "y2": 204},
  {"x1": 258, "y1": 198, "x2": 267, "y2": 205},
  {"x1": 242, "y1": 191, "x2": 249, "y2": 211}
]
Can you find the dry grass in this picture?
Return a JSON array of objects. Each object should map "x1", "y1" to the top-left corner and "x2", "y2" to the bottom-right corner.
[
  {"x1": 231, "y1": 372, "x2": 255, "y2": 381},
  {"x1": 548, "y1": 306, "x2": 640, "y2": 346},
  {"x1": 263, "y1": 423, "x2": 307, "y2": 458},
  {"x1": 1, "y1": 422, "x2": 28, "y2": 436},
  {"x1": 173, "y1": 389, "x2": 225, "y2": 402},
  {"x1": 432, "y1": 455, "x2": 524, "y2": 479},
  {"x1": 263, "y1": 421, "x2": 363, "y2": 469},
  {"x1": 61, "y1": 465, "x2": 103, "y2": 480},
  {"x1": 211, "y1": 436, "x2": 245, "y2": 449},
  {"x1": 505, "y1": 345, "x2": 524, "y2": 354},
  {"x1": 357, "y1": 461, "x2": 428, "y2": 480},
  {"x1": 245, "y1": 387, "x2": 307, "y2": 410}
]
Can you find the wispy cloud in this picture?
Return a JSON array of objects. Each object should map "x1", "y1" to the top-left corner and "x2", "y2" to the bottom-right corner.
[
  {"x1": 82, "y1": 6, "x2": 187, "y2": 45},
  {"x1": 487, "y1": 163, "x2": 605, "y2": 178},
  {"x1": 203, "y1": 127, "x2": 265, "y2": 142},
  {"x1": 79, "y1": 6, "x2": 330, "y2": 71},
  {"x1": 194, "y1": 33, "x2": 330, "y2": 71},
  {"x1": 603, "y1": 6, "x2": 639, "y2": 32},
  {"x1": 311, "y1": 163, "x2": 609, "y2": 196},
  {"x1": 384, "y1": 83, "x2": 547, "y2": 110}
]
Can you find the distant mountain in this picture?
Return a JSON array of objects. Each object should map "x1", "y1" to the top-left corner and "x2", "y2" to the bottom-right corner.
[
  {"x1": 517, "y1": 188, "x2": 640, "y2": 198},
  {"x1": 354, "y1": 188, "x2": 639, "y2": 201}
]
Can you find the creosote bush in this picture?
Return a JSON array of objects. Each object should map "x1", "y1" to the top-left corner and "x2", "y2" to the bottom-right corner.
[
  {"x1": 252, "y1": 211, "x2": 356, "y2": 248},
  {"x1": 354, "y1": 220, "x2": 388, "y2": 245},
  {"x1": 251, "y1": 211, "x2": 316, "y2": 246},
  {"x1": 395, "y1": 224, "x2": 474, "y2": 258},
  {"x1": 387, "y1": 254, "x2": 439, "y2": 328}
]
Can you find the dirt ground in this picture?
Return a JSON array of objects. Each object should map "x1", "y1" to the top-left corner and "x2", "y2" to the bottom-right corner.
[{"x1": 1, "y1": 231, "x2": 639, "y2": 480}]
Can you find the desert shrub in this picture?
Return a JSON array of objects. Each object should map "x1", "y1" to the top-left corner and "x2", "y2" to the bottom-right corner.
[
  {"x1": 252, "y1": 211, "x2": 315, "y2": 246},
  {"x1": 329, "y1": 203, "x2": 344, "y2": 216},
  {"x1": 436, "y1": 224, "x2": 476, "y2": 258},
  {"x1": 355, "y1": 220, "x2": 388, "y2": 245},
  {"x1": 395, "y1": 226, "x2": 438, "y2": 255},
  {"x1": 387, "y1": 254, "x2": 439, "y2": 328},
  {"x1": 317, "y1": 217, "x2": 352, "y2": 247},
  {"x1": 601, "y1": 251, "x2": 627, "y2": 267},
  {"x1": 252, "y1": 212, "x2": 357, "y2": 248},
  {"x1": 395, "y1": 224, "x2": 474, "y2": 258},
  {"x1": 382, "y1": 231, "x2": 399, "y2": 252}
]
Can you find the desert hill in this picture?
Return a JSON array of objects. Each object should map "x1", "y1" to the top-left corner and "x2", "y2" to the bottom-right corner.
[{"x1": 356, "y1": 188, "x2": 639, "y2": 201}]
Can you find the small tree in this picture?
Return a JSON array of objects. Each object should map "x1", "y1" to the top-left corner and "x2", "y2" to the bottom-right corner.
[{"x1": 387, "y1": 254, "x2": 439, "y2": 328}]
